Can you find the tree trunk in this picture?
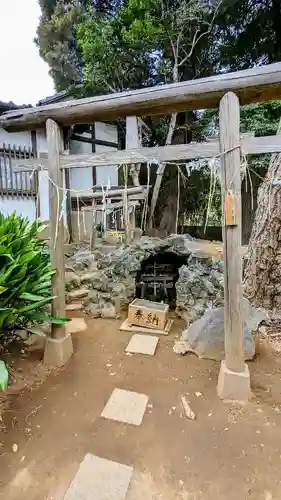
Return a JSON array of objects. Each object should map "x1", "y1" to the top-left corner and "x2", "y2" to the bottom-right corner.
[
  {"x1": 126, "y1": 116, "x2": 141, "y2": 187},
  {"x1": 241, "y1": 172, "x2": 259, "y2": 245},
  {"x1": 158, "y1": 194, "x2": 178, "y2": 235},
  {"x1": 272, "y1": 0, "x2": 281, "y2": 62},
  {"x1": 241, "y1": 187, "x2": 254, "y2": 246},
  {"x1": 244, "y1": 119, "x2": 281, "y2": 310},
  {"x1": 148, "y1": 111, "x2": 177, "y2": 229}
]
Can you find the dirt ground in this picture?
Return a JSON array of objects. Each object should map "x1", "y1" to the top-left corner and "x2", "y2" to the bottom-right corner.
[{"x1": 1, "y1": 315, "x2": 281, "y2": 500}]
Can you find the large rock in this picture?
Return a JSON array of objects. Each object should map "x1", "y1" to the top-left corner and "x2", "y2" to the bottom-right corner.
[
  {"x1": 81, "y1": 271, "x2": 101, "y2": 284},
  {"x1": 67, "y1": 289, "x2": 89, "y2": 303},
  {"x1": 108, "y1": 282, "x2": 129, "y2": 308},
  {"x1": 174, "y1": 298, "x2": 266, "y2": 361},
  {"x1": 87, "y1": 289, "x2": 100, "y2": 303},
  {"x1": 67, "y1": 249, "x2": 97, "y2": 272},
  {"x1": 85, "y1": 303, "x2": 101, "y2": 318},
  {"x1": 176, "y1": 260, "x2": 224, "y2": 320},
  {"x1": 89, "y1": 271, "x2": 109, "y2": 291},
  {"x1": 100, "y1": 302, "x2": 117, "y2": 319},
  {"x1": 65, "y1": 271, "x2": 81, "y2": 291}
]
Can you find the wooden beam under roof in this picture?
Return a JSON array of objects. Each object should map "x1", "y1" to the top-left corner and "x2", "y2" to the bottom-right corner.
[{"x1": 2, "y1": 63, "x2": 281, "y2": 131}]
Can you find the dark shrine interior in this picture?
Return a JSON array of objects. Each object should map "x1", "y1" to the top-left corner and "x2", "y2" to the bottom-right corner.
[{"x1": 135, "y1": 251, "x2": 188, "y2": 307}]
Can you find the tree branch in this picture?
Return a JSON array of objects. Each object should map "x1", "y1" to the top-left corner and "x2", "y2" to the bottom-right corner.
[
  {"x1": 178, "y1": 0, "x2": 223, "y2": 68},
  {"x1": 148, "y1": 0, "x2": 223, "y2": 229}
]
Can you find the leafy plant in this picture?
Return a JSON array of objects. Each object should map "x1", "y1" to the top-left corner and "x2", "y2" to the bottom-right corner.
[{"x1": 0, "y1": 213, "x2": 67, "y2": 343}]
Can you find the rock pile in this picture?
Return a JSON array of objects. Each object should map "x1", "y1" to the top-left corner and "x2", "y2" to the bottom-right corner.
[
  {"x1": 65, "y1": 235, "x2": 225, "y2": 320},
  {"x1": 64, "y1": 236, "x2": 269, "y2": 362},
  {"x1": 176, "y1": 258, "x2": 224, "y2": 320}
]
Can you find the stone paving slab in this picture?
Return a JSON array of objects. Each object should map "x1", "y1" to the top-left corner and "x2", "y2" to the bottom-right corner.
[
  {"x1": 66, "y1": 303, "x2": 83, "y2": 312},
  {"x1": 64, "y1": 454, "x2": 133, "y2": 500},
  {"x1": 67, "y1": 289, "x2": 89, "y2": 300},
  {"x1": 125, "y1": 334, "x2": 159, "y2": 356},
  {"x1": 66, "y1": 317, "x2": 87, "y2": 335},
  {"x1": 101, "y1": 388, "x2": 148, "y2": 426}
]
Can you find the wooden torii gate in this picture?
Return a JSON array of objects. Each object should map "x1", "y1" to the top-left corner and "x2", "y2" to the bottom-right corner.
[{"x1": 3, "y1": 63, "x2": 281, "y2": 402}]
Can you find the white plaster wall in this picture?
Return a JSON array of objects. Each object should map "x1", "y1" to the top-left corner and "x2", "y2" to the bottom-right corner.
[
  {"x1": 96, "y1": 122, "x2": 118, "y2": 144},
  {"x1": 95, "y1": 149, "x2": 119, "y2": 187},
  {"x1": 0, "y1": 122, "x2": 119, "y2": 228},
  {"x1": 37, "y1": 167, "x2": 67, "y2": 225},
  {"x1": 36, "y1": 129, "x2": 48, "y2": 153},
  {"x1": 0, "y1": 128, "x2": 50, "y2": 224},
  {"x1": 36, "y1": 123, "x2": 119, "y2": 195},
  {"x1": 0, "y1": 128, "x2": 32, "y2": 148},
  {"x1": 95, "y1": 122, "x2": 118, "y2": 187},
  {"x1": 0, "y1": 129, "x2": 35, "y2": 219},
  {"x1": 38, "y1": 170, "x2": 50, "y2": 220},
  {"x1": 37, "y1": 132, "x2": 94, "y2": 222},
  {"x1": 0, "y1": 197, "x2": 36, "y2": 221},
  {"x1": 69, "y1": 135, "x2": 93, "y2": 193},
  {"x1": 0, "y1": 128, "x2": 33, "y2": 190}
]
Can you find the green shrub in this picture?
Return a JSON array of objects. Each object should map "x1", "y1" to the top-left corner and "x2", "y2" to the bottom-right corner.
[{"x1": 0, "y1": 212, "x2": 66, "y2": 343}]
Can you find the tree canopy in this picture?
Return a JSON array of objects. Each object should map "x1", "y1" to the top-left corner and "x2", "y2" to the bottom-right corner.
[
  {"x1": 36, "y1": 0, "x2": 281, "y2": 309},
  {"x1": 37, "y1": 0, "x2": 221, "y2": 92},
  {"x1": 37, "y1": 0, "x2": 281, "y2": 97},
  {"x1": 36, "y1": 0, "x2": 281, "y2": 233}
]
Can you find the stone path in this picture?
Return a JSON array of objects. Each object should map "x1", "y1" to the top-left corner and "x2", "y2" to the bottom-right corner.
[
  {"x1": 101, "y1": 388, "x2": 149, "y2": 426},
  {"x1": 3, "y1": 316, "x2": 281, "y2": 500},
  {"x1": 64, "y1": 454, "x2": 133, "y2": 500},
  {"x1": 63, "y1": 331, "x2": 156, "y2": 499},
  {"x1": 125, "y1": 334, "x2": 159, "y2": 356}
]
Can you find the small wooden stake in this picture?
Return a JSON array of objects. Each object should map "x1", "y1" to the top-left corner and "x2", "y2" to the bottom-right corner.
[
  {"x1": 126, "y1": 115, "x2": 141, "y2": 187},
  {"x1": 123, "y1": 189, "x2": 129, "y2": 244},
  {"x1": 90, "y1": 198, "x2": 97, "y2": 249},
  {"x1": 64, "y1": 168, "x2": 73, "y2": 242},
  {"x1": 219, "y1": 92, "x2": 244, "y2": 373},
  {"x1": 46, "y1": 119, "x2": 66, "y2": 339},
  {"x1": 126, "y1": 116, "x2": 140, "y2": 149}
]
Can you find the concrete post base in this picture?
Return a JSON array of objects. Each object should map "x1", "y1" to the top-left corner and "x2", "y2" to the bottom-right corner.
[
  {"x1": 44, "y1": 334, "x2": 74, "y2": 367},
  {"x1": 217, "y1": 360, "x2": 250, "y2": 404}
]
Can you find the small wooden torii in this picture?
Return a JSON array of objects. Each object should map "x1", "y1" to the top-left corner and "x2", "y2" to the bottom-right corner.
[{"x1": 3, "y1": 63, "x2": 281, "y2": 401}]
